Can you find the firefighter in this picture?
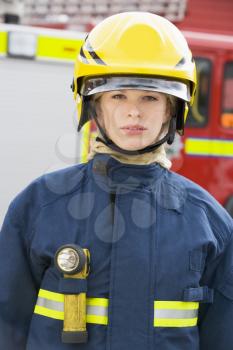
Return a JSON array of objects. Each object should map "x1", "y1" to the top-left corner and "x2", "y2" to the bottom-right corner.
[{"x1": 0, "y1": 12, "x2": 233, "y2": 350}]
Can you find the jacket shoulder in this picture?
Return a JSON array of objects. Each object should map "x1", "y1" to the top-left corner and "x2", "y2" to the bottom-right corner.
[
  {"x1": 163, "y1": 171, "x2": 233, "y2": 238},
  {"x1": 6, "y1": 162, "x2": 88, "y2": 227}
]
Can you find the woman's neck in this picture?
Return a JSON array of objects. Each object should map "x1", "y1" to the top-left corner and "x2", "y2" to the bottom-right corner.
[{"x1": 88, "y1": 136, "x2": 172, "y2": 169}]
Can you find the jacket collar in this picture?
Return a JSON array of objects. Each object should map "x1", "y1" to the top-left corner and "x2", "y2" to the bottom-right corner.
[{"x1": 89, "y1": 153, "x2": 166, "y2": 191}]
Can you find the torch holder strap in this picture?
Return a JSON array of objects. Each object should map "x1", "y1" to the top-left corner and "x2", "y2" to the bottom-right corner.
[{"x1": 59, "y1": 277, "x2": 87, "y2": 294}]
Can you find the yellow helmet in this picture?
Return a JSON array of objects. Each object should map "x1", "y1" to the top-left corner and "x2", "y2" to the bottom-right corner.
[{"x1": 72, "y1": 12, "x2": 196, "y2": 152}]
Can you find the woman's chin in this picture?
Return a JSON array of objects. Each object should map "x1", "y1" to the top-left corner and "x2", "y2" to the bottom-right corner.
[{"x1": 114, "y1": 140, "x2": 149, "y2": 151}]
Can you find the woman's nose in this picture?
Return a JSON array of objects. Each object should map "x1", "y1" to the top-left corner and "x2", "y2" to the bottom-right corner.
[{"x1": 126, "y1": 103, "x2": 141, "y2": 118}]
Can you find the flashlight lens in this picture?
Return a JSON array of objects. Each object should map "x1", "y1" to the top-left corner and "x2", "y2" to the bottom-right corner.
[{"x1": 57, "y1": 248, "x2": 80, "y2": 273}]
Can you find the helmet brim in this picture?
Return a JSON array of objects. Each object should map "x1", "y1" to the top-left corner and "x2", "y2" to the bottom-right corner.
[{"x1": 80, "y1": 75, "x2": 191, "y2": 102}]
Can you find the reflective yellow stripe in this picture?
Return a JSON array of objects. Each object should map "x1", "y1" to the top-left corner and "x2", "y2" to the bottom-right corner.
[
  {"x1": 154, "y1": 317, "x2": 198, "y2": 327},
  {"x1": 34, "y1": 289, "x2": 108, "y2": 325},
  {"x1": 80, "y1": 121, "x2": 91, "y2": 163},
  {"x1": 37, "y1": 36, "x2": 83, "y2": 61},
  {"x1": 86, "y1": 297, "x2": 109, "y2": 307},
  {"x1": 155, "y1": 301, "x2": 199, "y2": 310},
  {"x1": 185, "y1": 138, "x2": 233, "y2": 157},
  {"x1": 82, "y1": 48, "x2": 94, "y2": 61},
  {"x1": 34, "y1": 305, "x2": 64, "y2": 320},
  {"x1": 35, "y1": 289, "x2": 64, "y2": 319},
  {"x1": 0, "y1": 31, "x2": 7, "y2": 55},
  {"x1": 154, "y1": 301, "x2": 199, "y2": 328},
  {"x1": 0, "y1": 28, "x2": 84, "y2": 61},
  {"x1": 35, "y1": 289, "x2": 198, "y2": 328},
  {"x1": 38, "y1": 288, "x2": 64, "y2": 302},
  {"x1": 86, "y1": 315, "x2": 108, "y2": 325}
]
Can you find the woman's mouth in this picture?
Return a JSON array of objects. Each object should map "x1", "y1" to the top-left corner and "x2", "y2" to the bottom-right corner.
[{"x1": 120, "y1": 124, "x2": 147, "y2": 135}]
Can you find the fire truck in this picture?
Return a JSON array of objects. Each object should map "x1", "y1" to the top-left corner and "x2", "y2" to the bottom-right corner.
[
  {"x1": 0, "y1": 24, "x2": 232, "y2": 226},
  {"x1": 169, "y1": 30, "x2": 233, "y2": 216}
]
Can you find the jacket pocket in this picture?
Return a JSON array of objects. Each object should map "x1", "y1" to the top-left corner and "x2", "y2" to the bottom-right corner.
[{"x1": 189, "y1": 249, "x2": 207, "y2": 272}]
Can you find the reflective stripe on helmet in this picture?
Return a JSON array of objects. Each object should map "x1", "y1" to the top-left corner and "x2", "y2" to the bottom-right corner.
[{"x1": 82, "y1": 40, "x2": 107, "y2": 66}]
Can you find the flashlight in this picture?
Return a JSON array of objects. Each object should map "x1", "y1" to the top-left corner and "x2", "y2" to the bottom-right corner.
[{"x1": 55, "y1": 244, "x2": 90, "y2": 344}]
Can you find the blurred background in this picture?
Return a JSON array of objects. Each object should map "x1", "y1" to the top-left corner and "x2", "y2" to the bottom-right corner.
[{"x1": 0, "y1": 0, "x2": 233, "y2": 226}]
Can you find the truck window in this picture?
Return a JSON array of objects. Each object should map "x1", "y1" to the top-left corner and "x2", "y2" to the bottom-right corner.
[
  {"x1": 221, "y1": 61, "x2": 233, "y2": 129},
  {"x1": 186, "y1": 58, "x2": 211, "y2": 128}
]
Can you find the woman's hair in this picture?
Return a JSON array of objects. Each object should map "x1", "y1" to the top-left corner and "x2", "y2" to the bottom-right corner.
[{"x1": 166, "y1": 94, "x2": 177, "y2": 117}]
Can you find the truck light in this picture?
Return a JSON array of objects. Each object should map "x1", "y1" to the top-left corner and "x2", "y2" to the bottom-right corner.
[{"x1": 8, "y1": 31, "x2": 37, "y2": 58}]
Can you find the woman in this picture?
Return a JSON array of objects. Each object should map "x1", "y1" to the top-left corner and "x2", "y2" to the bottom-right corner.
[{"x1": 0, "y1": 12, "x2": 232, "y2": 350}]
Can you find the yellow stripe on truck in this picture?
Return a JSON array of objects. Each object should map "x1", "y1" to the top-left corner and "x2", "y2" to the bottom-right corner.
[
  {"x1": 0, "y1": 31, "x2": 7, "y2": 55},
  {"x1": 37, "y1": 36, "x2": 83, "y2": 61},
  {"x1": 185, "y1": 138, "x2": 233, "y2": 157}
]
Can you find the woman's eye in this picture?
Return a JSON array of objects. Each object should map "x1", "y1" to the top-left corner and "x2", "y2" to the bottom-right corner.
[
  {"x1": 112, "y1": 94, "x2": 125, "y2": 100},
  {"x1": 143, "y1": 95, "x2": 158, "y2": 101}
]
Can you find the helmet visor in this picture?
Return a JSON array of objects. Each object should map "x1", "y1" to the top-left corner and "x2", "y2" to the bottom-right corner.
[{"x1": 80, "y1": 76, "x2": 190, "y2": 102}]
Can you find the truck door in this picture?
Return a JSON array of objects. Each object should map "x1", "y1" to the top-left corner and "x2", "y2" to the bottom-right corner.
[
  {"x1": 215, "y1": 59, "x2": 233, "y2": 215},
  {"x1": 171, "y1": 56, "x2": 213, "y2": 189}
]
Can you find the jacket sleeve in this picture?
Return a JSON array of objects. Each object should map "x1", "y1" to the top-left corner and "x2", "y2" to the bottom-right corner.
[
  {"x1": 0, "y1": 200, "x2": 43, "y2": 350},
  {"x1": 199, "y1": 232, "x2": 233, "y2": 350}
]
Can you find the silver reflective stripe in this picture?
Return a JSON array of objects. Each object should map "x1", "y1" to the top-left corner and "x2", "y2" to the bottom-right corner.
[
  {"x1": 35, "y1": 297, "x2": 108, "y2": 316},
  {"x1": 155, "y1": 309, "x2": 198, "y2": 319},
  {"x1": 87, "y1": 305, "x2": 108, "y2": 317},
  {"x1": 154, "y1": 301, "x2": 199, "y2": 327},
  {"x1": 36, "y1": 297, "x2": 64, "y2": 312}
]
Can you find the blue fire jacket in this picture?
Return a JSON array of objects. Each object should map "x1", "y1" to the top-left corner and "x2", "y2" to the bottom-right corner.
[{"x1": 0, "y1": 153, "x2": 233, "y2": 350}]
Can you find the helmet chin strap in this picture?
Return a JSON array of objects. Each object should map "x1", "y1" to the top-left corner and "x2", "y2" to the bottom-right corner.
[
  {"x1": 89, "y1": 104, "x2": 177, "y2": 155},
  {"x1": 82, "y1": 99, "x2": 176, "y2": 155}
]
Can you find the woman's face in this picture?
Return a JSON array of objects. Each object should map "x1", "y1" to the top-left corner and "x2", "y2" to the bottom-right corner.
[{"x1": 95, "y1": 89, "x2": 170, "y2": 151}]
